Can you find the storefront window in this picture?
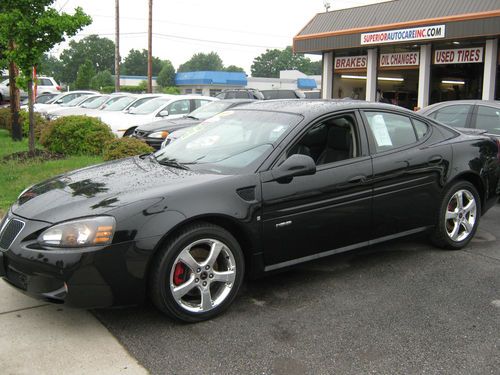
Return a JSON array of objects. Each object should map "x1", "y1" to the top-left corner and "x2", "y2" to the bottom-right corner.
[
  {"x1": 377, "y1": 45, "x2": 419, "y2": 110},
  {"x1": 332, "y1": 50, "x2": 369, "y2": 100},
  {"x1": 430, "y1": 41, "x2": 484, "y2": 104}
]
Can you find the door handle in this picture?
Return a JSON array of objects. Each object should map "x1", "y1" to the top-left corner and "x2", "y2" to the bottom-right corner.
[
  {"x1": 348, "y1": 175, "x2": 366, "y2": 184},
  {"x1": 428, "y1": 156, "x2": 443, "y2": 164}
]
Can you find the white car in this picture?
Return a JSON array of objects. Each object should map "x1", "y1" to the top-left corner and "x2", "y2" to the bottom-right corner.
[
  {"x1": 32, "y1": 90, "x2": 98, "y2": 114},
  {"x1": 0, "y1": 76, "x2": 61, "y2": 102},
  {"x1": 46, "y1": 94, "x2": 137, "y2": 120},
  {"x1": 102, "y1": 95, "x2": 218, "y2": 137}
]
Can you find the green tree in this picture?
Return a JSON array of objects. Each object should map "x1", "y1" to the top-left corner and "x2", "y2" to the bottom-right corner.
[
  {"x1": 178, "y1": 52, "x2": 224, "y2": 72},
  {"x1": 74, "y1": 60, "x2": 95, "y2": 89},
  {"x1": 156, "y1": 60, "x2": 175, "y2": 88},
  {"x1": 251, "y1": 46, "x2": 317, "y2": 78},
  {"x1": 0, "y1": 0, "x2": 91, "y2": 150},
  {"x1": 90, "y1": 70, "x2": 113, "y2": 90},
  {"x1": 59, "y1": 35, "x2": 114, "y2": 84},
  {"x1": 38, "y1": 53, "x2": 64, "y2": 83},
  {"x1": 121, "y1": 49, "x2": 164, "y2": 76},
  {"x1": 224, "y1": 65, "x2": 245, "y2": 73}
]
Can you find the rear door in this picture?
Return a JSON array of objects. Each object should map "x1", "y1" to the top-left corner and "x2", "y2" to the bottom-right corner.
[
  {"x1": 260, "y1": 111, "x2": 373, "y2": 268},
  {"x1": 361, "y1": 110, "x2": 452, "y2": 239}
]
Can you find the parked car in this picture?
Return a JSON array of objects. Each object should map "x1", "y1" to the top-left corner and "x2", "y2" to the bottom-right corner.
[
  {"x1": 304, "y1": 91, "x2": 321, "y2": 99},
  {"x1": 33, "y1": 90, "x2": 98, "y2": 114},
  {"x1": 1, "y1": 100, "x2": 499, "y2": 323},
  {"x1": 103, "y1": 95, "x2": 218, "y2": 137},
  {"x1": 419, "y1": 100, "x2": 500, "y2": 139},
  {"x1": 0, "y1": 76, "x2": 60, "y2": 102},
  {"x1": 46, "y1": 94, "x2": 137, "y2": 120},
  {"x1": 215, "y1": 88, "x2": 264, "y2": 100},
  {"x1": 261, "y1": 89, "x2": 305, "y2": 99},
  {"x1": 20, "y1": 93, "x2": 58, "y2": 106},
  {"x1": 134, "y1": 99, "x2": 255, "y2": 149}
]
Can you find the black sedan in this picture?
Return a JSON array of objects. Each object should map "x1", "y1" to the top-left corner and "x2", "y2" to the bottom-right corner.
[
  {"x1": 1, "y1": 100, "x2": 499, "y2": 322},
  {"x1": 418, "y1": 100, "x2": 500, "y2": 138},
  {"x1": 133, "y1": 99, "x2": 255, "y2": 149}
]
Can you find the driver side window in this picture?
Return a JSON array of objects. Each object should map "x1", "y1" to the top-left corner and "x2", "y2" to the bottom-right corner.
[
  {"x1": 167, "y1": 100, "x2": 190, "y2": 115},
  {"x1": 288, "y1": 114, "x2": 359, "y2": 166}
]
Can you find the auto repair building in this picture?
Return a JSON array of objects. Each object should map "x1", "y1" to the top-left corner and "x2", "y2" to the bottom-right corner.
[{"x1": 293, "y1": 0, "x2": 500, "y2": 109}]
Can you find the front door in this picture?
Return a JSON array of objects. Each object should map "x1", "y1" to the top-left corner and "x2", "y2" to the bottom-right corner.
[{"x1": 261, "y1": 111, "x2": 373, "y2": 269}]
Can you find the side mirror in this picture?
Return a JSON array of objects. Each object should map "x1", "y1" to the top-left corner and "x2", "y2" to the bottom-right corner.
[
  {"x1": 158, "y1": 110, "x2": 169, "y2": 117},
  {"x1": 271, "y1": 154, "x2": 316, "y2": 182},
  {"x1": 55, "y1": 99, "x2": 63, "y2": 104}
]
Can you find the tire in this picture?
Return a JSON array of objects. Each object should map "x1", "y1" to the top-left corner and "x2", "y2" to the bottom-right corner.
[
  {"x1": 431, "y1": 181, "x2": 481, "y2": 250},
  {"x1": 149, "y1": 222, "x2": 245, "y2": 322}
]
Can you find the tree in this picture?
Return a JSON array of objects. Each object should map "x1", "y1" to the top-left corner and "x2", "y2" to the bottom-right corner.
[
  {"x1": 74, "y1": 60, "x2": 95, "y2": 89},
  {"x1": 0, "y1": 0, "x2": 91, "y2": 151},
  {"x1": 225, "y1": 65, "x2": 245, "y2": 73},
  {"x1": 251, "y1": 46, "x2": 317, "y2": 78},
  {"x1": 90, "y1": 70, "x2": 114, "y2": 90},
  {"x1": 59, "y1": 35, "x2": 114, "y2": 84},
  {"x1": 121, "y1": 49, "x2": 164, "y2": 76},
  {"x1": 178, "y1": 52, "x2": 224, "y2": 72},
  {"x1": 156, "y1": 60, "x2": 175, "y2": 88},
  {"x1": 38, "y1": 53, "x2": 64, "y2": 83}
]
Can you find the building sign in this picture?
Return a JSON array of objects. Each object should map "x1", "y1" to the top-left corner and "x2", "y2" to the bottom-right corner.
[
  {"x1": 434, "y1": 47, "x2": 484, "y2": 64},
  {"x1": 380, "y1": 52, "x2": 419, "y2": 67},
  {"x1": 334, "y1": 55, "x2": 367, "y2": 70},
  {"x1": 361, "y1": 25, "x2": 445, "y2": 45}
]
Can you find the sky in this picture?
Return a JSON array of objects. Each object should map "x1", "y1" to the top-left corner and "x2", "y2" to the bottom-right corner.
[{"x1": 51, "y1": 0, "x2": 389, "y2": 74}]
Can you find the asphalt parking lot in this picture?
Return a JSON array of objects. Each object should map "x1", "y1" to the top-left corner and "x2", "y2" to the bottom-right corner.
[{"x1": 94, "y1": 205, "x2": 500, "y2": 375}]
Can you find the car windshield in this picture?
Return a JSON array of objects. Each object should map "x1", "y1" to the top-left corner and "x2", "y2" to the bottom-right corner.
[
  {"x1": 131, "y1": 97, "x2": 170, "y2": 115},
  {"x1": 36, "y1": 94, "x2": 56, "y2": 104},
  {"x1": 187, "y1": 101, "x2": 236, "y2": 120},
  {"x1": 61, "y1": 95, "x2": 90, "y2": 107},
  {"x1": 103, "y1": 96, "x2": 136, "y2": 111},
  {"x1": 81, "y1": 95, "x2": 110, "y2": 109},
  {"x1": 154, "y1": 110, "x2": 301, "y2": 173}
]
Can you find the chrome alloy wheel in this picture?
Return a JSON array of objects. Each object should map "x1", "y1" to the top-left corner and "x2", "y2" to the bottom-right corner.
[
  {"x1": 169, "y1": 238, "x2": 236, "y2": 313},
  {"x1": 445, "y1": 189, "x2": 477, "y2": 242}
]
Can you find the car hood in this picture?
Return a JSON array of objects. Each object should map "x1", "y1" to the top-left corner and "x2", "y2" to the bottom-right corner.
[
  {"x1": 11, "y1": 156, "x2": 227, "y2": 223},
  {"x1": 137, "y1": 117, "x2": 201, "y2": 133}
]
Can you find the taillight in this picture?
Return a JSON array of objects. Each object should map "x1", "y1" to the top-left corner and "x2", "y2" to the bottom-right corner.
[{"x1": 56, "y1": 86, "x2": 61, "y2": 91}]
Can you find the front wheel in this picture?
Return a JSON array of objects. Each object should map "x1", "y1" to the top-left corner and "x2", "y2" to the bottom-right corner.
[
  {"x1": 431, "y1": 181, "x2": 481, "y2": 250},
  {"x1": 150, "y1": 222, "x2": 245, "y2": 322}
]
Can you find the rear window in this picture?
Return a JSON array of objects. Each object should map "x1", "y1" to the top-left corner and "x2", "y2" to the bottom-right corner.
[{"x1": 430, "y1": 105, "x2": 471, "y2": 128}]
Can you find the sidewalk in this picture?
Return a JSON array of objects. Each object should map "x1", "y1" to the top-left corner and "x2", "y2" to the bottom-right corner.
[{"x1": 0, "y1": 281, "x2": 149, "y2": 375}]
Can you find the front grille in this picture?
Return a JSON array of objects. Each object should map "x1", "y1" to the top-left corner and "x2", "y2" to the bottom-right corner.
[
  {"x1": 0, "y1": 219, "x2": 25, "y2": 250},
  {"x1": 135, "y1": 130, "x2": 149, "y2": 138}
]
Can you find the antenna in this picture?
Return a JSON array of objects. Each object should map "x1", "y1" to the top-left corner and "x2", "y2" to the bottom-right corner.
[{"x1": 323, "y1": 0, "x2": 331, "y2": 12}]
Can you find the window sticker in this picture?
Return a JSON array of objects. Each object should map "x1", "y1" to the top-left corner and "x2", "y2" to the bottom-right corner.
[{"x1": 370, "y1": 115, "x2": 393, "y2": 147}]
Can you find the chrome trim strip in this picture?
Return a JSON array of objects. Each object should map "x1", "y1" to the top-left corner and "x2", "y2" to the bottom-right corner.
[{"x1": 264, "y1": 226, "x2": 429, "y2": 272}]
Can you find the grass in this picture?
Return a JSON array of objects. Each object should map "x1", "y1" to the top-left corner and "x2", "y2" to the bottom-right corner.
[{"x1": 0, "y1": 129, "x2": 103, "y2": 216}]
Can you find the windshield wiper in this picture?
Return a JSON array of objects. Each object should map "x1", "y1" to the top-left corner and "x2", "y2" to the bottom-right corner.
[
  {"x1": 155, "y1": 157, "x2": 190, "y2": 170},
  {"x1": 185, "y1": 115, "x2": 199, "y2": 120}
]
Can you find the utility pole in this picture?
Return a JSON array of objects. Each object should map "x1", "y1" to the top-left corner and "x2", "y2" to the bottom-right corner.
[
  {"x1": 115, "y1": 0, "x2": 120, "y2": 92},
  {"x1": 147, "y1": 0, "x2": 153, "y2": 93}
]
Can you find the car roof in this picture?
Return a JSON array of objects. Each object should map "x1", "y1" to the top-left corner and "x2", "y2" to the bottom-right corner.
[
  {"x1": 419, "y1": 100, "x2": 500, "y2": 113},
  {"x1": 235, "y1": 99, "x2": 414, "y2": 118}
]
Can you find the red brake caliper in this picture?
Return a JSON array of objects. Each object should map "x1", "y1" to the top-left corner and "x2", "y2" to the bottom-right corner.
[{"x1": 173, "y1": 262, "x2": 187, "y2": 286}]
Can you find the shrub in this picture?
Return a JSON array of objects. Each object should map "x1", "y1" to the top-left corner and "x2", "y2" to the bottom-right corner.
[
  {"x1": 103, "y1": 137, "x2": 154, "y2": 161},
  {"x1": 40, "y1": 116, "x2": 114, "y2": 155},
  {"x1": 0, "y1": 108, "x2": 49, "y2": 140},
  {"x1": 90, "y1": 70, "x2": 114, "y2": 91},
  {"x1": 162, "y1": 86, "x2": 180, "y2": 95}
]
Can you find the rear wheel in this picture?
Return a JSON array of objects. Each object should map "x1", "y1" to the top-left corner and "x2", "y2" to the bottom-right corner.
[
  {"x1": 431, "y1": 181, "x2": 480, "y2": 250},
  {"x1": 150, "y1": 222, "x2": 244, "y2": 322}
]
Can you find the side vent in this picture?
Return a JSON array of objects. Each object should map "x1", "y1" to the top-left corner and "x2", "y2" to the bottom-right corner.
[{"x1": 236, "y1": 186, "x2": 256, "y2": 202}]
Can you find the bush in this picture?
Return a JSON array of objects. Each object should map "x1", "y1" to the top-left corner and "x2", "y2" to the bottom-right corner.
[
  {"x1": 40, "y1": 116, "x2": 114, "y2": 155},
  {"x1": 162, "y1": 86, "x2": 180, "y2": 95},
  {"x1": 103, "y1": 137, "x2": 154, "y2": 161},
  {"x1": 90, "y1": 70, "x2": 114, "y2": 91},
  {"x1": 101, "y1": 85, "x2": 145, "y2": 94},
  {"x1": 0, "y1": 108, "x2": 49, "y2": 140}
]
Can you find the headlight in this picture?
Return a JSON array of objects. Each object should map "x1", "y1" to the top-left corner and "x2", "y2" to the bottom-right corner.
[
  {"x1": 38, "y1": 216, "x2": 116, "y2": 248},
  {"x1": 149, "y1": 131, "x2": 169, "y2": 139}
]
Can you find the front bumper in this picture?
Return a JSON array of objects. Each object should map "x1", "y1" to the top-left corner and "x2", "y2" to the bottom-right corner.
[{"x1": 0, "y1": 214, "x2": 152, "y2": 308}]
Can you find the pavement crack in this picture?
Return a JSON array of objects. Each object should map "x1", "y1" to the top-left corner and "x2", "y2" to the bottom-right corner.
[{"x1": 0, "y1": 303, "x2": 50, "y2": 316}]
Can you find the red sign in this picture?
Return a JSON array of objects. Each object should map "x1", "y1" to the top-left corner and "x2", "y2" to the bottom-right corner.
[
  {"x1": 380, "y1": 52, "x2": 419, "y2": 67},
  {"x1": 434, "y1": 47, "x2": 483, "y2": 64},
  {"x1": 334, "y1": 55, "x2": 367, "y2": 70}
]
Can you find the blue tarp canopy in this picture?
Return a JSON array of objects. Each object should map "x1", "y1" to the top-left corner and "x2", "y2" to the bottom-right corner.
[
  {"x1": 175, "y1": 71, "x2": 247, "y2": 86},
  {"x1": 297, "y1": 78, "x2": 317, "y2": 89}
]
